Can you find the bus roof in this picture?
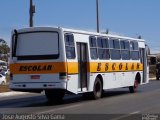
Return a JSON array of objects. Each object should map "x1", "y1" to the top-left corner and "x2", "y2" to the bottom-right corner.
[
  {"x1": 14, "y1": 26, "x2": 145, "y2": 42},
  {"x1": 62, "y1": 27, "x2": 145, "y2": 42}
]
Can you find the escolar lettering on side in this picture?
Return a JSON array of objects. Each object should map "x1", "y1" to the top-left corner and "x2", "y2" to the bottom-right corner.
[{"x1": 19, "y1": 65, "x2": 53, "y2": 71}]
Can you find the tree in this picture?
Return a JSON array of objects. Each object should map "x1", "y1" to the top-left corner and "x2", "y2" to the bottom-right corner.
[{"x1": 0, "y1": 39, "x2": 10, "y2": 62}]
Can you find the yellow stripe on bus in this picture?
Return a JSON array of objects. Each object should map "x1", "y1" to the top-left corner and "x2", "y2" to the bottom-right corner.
[
  {"x1": 67, "y1": 62, "x2": 78, "y2": 74},
  {"x1": 10, "y1": 62, "x2": 67, "y2": 74},
  {"x1": 88, "y1": 62, "x2": 143, "y2": 73},
  {"x1": 10, "y1": 62, "x2": 143, "y2": 74}
]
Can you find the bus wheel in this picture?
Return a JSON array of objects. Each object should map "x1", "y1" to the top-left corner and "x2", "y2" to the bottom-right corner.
[
  {"x1": 93, "y1": 77, "x2": 103, "y2": 99},
  {"x1": 129, "y1": 80, "x2": 139, "y2": 93},
  {"x1": 45, "y1": 89, "x2": 65, "y2": 104},
  {"x1": 156, "y1": 76, "x2": 159, "y2": 80}
]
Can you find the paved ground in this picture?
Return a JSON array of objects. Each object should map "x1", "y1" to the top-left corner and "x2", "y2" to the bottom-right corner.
[{"x1": 0, "y1": 79, "x2": 160, "y2": 120}]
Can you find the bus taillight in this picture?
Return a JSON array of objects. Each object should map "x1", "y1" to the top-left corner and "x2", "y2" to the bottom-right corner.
[
  {"x1": 10, "y1": 73, "x2": 13, "y2": 80},
  {"x1": 59, "y1": 72, "x2": 67, "y2": 80}
]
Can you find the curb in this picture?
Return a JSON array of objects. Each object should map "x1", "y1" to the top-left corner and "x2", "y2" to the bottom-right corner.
[
  {"x1": 149, "y1": 77, "x2": 156, "y2": 80},
  {"x1": 0, "y1": 91, "x2": 30, "y2": 97}
]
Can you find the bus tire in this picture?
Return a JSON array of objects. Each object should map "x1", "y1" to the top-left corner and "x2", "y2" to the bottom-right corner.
[
  {"x1": 93, "y1": 77, "x2": 103, "y2": 99},
  {"x1": 82, "y1": 92, "x2": 92, "y2": 100},
  {"x1": 156, "y1": 77, "x2": 159, "y2": 80},
  {"x1": 129, "y1": 80, "x2": 139, "y2": 93},
  {"x1": 45, "y1": 89, "x2": 65, "y2": 104}
]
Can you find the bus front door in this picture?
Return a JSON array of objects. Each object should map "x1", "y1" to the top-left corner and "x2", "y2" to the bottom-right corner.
[
  {"x1": 140, "y1": 48, "x2": 149, "y2": 83},
  {"x1": 77, "y1": 43, "x2": 88, "y2": 91}
]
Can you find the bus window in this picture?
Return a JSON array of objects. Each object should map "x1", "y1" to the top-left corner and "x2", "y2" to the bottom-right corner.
[
  {"x1": 120, "y1": 40, "x2": 130, "y2": 60},
  {"x1": 65, "y1": 34, "x2": 76, "y2": 59},
  {"x1": 109, "y1": 39, "x2": 121, "y2": 60},
  {"x1": 131, "y1": 51, "x2": 139, "y2": 60},
  {"x1": 130, "y1": 41, "x2": 139, "y2": 60},
  {"x1": 89, "y1": 37, "x2": 98, "y2": 59},
  {"x1": 97, "y1": 37, "x2": 110, "y2": 60}
]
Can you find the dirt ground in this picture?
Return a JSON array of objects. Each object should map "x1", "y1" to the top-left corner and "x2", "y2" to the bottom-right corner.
[{"x1": 0, "y1": 85, "x2": 10, "y2": 93}]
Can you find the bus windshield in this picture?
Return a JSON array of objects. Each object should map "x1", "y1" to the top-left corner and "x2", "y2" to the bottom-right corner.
[{"x1": 13, "y1": 31, "x2": 59, "y2": 60}]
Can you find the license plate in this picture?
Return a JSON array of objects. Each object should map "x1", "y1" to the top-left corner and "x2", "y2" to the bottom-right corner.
[{"x1": 31, "y1": 75, "x2": 40, "y2": 80}]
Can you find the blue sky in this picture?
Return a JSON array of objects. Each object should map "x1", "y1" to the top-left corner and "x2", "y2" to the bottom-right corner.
[{"x1": 0, "y1": 0, "x2": 160, "y2": 53}]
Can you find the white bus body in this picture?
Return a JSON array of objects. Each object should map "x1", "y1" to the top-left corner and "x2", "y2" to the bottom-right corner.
[{"x1": 10, "y1": 27, "x2": 149, "y2": 102}]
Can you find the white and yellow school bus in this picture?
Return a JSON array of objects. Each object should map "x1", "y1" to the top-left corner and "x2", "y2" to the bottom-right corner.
[{"x1": 9, "y1": 27, "x2": 149, "y2": 102}]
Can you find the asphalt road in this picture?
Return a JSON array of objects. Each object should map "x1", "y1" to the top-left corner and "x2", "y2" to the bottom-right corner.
[{"x1": 0, "y1": 80, "x2": 160, "y2": 120}]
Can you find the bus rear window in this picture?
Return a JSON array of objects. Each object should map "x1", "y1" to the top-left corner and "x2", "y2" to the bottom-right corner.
[{"x1": 14, "y1": 31, "x2": 59, "y2": 60}]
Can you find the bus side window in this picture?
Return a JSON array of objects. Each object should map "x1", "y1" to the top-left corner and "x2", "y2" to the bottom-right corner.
[
  {"x1": 65, "y1": 34, "x2": 76, "y2": 59},
  {"x1": 130, "y1": 41, "x2": 139, "y2": 60},
  {"x1": 120, "y1": 40, "x2": 130, "y2": 60},
  {"x1": 97, "y1": 37, "x2": 110, "y2": 60},
  {"x1": 109, "y1": 38, "x2": 121, "y2": 60},
  {"x1": 89, "y1": 36, "x2": 98, "y2": 59}
]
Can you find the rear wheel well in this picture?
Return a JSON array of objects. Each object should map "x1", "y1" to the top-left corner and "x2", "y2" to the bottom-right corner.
[{"x1": 129, "y1": 72, "x2": 141, "y2": 93}]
